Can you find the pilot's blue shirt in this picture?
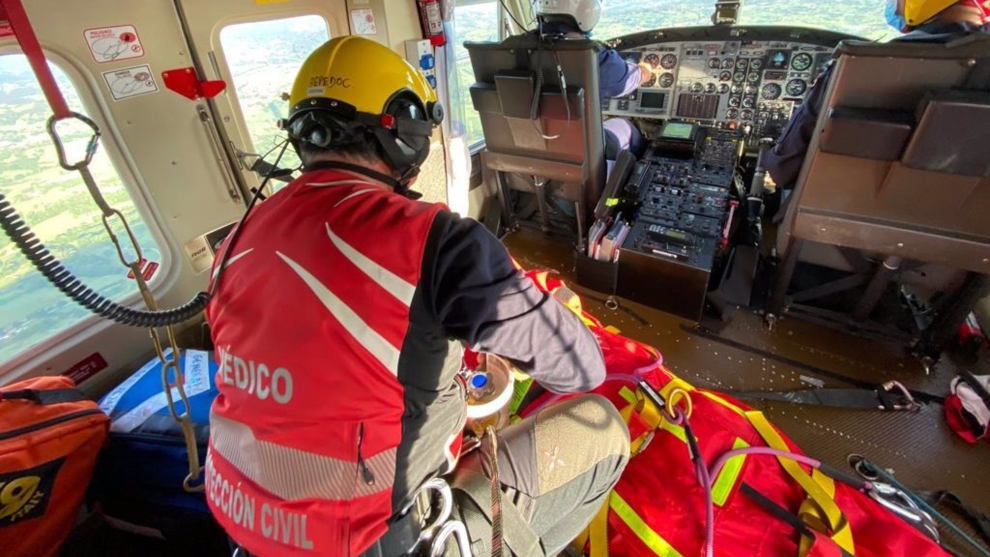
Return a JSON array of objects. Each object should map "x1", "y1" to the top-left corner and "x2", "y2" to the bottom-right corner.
[{"x1": 764, "y1": 21, "x2": 988, "y2": 190}]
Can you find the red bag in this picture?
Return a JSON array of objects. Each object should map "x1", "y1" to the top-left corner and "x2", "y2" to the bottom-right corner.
[{"x1": 0, "y1": 376, "x2": 109, "y2": 557}]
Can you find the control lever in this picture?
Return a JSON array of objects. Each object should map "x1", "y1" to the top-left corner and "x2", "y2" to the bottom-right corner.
[{"x1": 745, "y1": 138, "x2": 774, "y2": 246}]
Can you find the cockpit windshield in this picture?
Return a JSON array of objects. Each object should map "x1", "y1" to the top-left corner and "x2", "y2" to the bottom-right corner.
[{"x1": 596, "y1": 0, "x2": 896, "y2": 41}]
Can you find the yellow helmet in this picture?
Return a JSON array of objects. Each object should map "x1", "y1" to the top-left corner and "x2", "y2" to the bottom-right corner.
[
  {"x1": 285, "y1": 36, "x2": 443, "y2": 183},
  {"x1": 900, "y1": 0, "x2": 974, "y2": 26}
]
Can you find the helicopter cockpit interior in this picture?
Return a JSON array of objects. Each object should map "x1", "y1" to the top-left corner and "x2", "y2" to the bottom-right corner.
[{"x1": 1, "y1": 0, "x2": 989, "y2": 555}]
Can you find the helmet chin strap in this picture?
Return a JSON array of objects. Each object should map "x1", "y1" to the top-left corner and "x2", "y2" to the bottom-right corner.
[{"x1": 303, "y1": 159, "x2": 423, "y2": 199}]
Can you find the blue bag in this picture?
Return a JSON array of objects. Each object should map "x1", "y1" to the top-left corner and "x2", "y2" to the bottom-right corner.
[{"x1": 90, "y1": 349, "x2": 222, "y2": 542}]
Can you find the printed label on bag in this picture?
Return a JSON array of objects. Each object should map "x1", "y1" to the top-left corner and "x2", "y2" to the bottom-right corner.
[{"x1": 0, "y1": 457, "x2": 65, "y2": 527}]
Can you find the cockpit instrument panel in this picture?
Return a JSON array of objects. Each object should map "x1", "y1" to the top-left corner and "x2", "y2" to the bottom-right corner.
[{"x1": 603, "y1": 35, "x2": 834, "y2": 149}]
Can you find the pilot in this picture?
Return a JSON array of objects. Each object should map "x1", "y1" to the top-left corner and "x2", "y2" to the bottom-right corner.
[
  {"x1": 764, "y1": 0, "x2": 990, "y2": 191},
  {"x1": 203, "y1": 36, "x2": 629, "y2": 556},
  {"x1": 531, "y1": 0, "x2": 651, "y2": 157}
]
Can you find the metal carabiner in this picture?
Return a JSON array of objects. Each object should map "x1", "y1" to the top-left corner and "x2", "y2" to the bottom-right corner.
[
  {"x1": 405, "y1": 477, "x2": 457, "y2": 555},
  {"x1": 430, "y1": 520, "x2": 472, "y2": 557},
  {"x1": 46, "y1": 112, "x2": 101, "y2": 171},
  {"x1": 880, "y1": 380, "x2": 922, "y2": 412},
  {"x1": 868, "y1": 482, "x2": 940, "y2": 541}
]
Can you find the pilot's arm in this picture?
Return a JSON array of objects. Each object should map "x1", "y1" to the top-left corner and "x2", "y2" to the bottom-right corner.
[
  {"x1": 764, "y1": 63, "x2": 834, "y2": 190},
  {"x1": 428, "y1": 212, "x2": 606, "y2": 393},
  {"x1": 598, "y1": 48, "x2": 645, "y2": 102}
]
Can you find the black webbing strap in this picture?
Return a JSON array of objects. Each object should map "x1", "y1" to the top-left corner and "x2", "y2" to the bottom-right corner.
[
  {"x1": 924, "y1": 490, "x2": 990, "y2": 545},
  {"x1": 0, "y1": 388, "x2": 87, "y2": 404}
]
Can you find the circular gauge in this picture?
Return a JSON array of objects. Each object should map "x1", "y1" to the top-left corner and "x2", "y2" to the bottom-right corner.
[
  {"x1": 642, "y1": 73, "x2": 656, "y2": 87},
  {"x1": 735, "y1": 58, "x2": 748, "y2": 71},
  {"x1": 791, "y1": 52, "x2": 813, "y2": 71},
  {"x1": 740, "y1": 109, "x2": 754, "y2": 120},
  {"x1": 747, "y1": 71, "x2": 760, "y2": 83},
  {"x1": 785, "y1": 78, "x2": 808, "y2": 96},
  {"x1": 705, "y1": 82, "x2": 717, "y2": 94},
  {"x1": 726, "y1": 108, "x2": 739, "y2": 119},
  {"x1": 708, "y1": 57, "x2": 720, "y2": 69},
  {"x1": 719, "y1": 70, "x2": 732, "y2": 82},
  {"x1": 731, "y1": 84, "x2": 743, "y2": 94},
  {"x1": 761, "y1": 83, "x2": 782, "y2": 100},
  {"x1": 658, "y1": 72, "x2": 675, "y2": 88},
  {"x1": 732, "y1": 72, "x2": 745, "y2": 83},
  {"x1": 750, "y1": 58, "x2": 764, "y2": 71},
  {"x1": 742, "y1": 96, "x2": 756, "y2": 108},
  {"x1": 643, "y1": 53, "x2": 661, "y2": 68},
  {"x1": 690, "y1": 82, "x2": 704, "y2": 93},
  {"x1": 660, "y1": 53, "x2": 678, "y2": 69},
  {"x1": 718, "y1": 83, "x2": 730, "y2": 94},
  {"x1": 722, "y1": 58, "x2": 735, "y2": 69},
  {"x1": 728, "y1": 95, "x2": 741, "y2": 107}
]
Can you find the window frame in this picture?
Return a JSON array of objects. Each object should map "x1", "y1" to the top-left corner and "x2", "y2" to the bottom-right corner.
[
  {"x1": 452, "y1": 0, "x2": 503, "y2": 153},
  {"x1": 0, "y1": 45, "x2": 175, "y2": 372},
  {"x1": 211, "y1": 12, "x2": 334, "y2": 166}
]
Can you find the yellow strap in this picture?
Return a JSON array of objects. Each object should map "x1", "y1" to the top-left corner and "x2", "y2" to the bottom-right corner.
[
  {"x1": 745, "y1": 411, "x2": 855, "y2": 555},
  {"x1": 798, "y1": 469, "x2": 838, "y2": 556},
  {"x1": 711, "y1": 437, "x2": 749, "y2": 507},
  {"x1": 610, "y1": 491, "x2": 685, "y2": 557},
  {"x1": 589, "y1": 497, "x2": 611, "y2": 557}
]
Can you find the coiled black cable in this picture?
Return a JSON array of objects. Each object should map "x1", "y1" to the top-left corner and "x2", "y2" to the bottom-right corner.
[
  {"x1": 0, "y1": 191, "x2": 209, "y2": 327},
  {"x1": 0, "y1": 138, "x2": 291, "y2": 328}
]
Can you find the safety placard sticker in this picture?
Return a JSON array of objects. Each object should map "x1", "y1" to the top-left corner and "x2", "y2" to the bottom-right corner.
[
  {"x1": 350, "y1": 8, "x2": 378, "y2": 35},
  {"x1": 84, "y1": 25, "x2": 144, "y2": 63},
  {"x1": 102, "y1": 64, "x2": 158, "y2": 100}
]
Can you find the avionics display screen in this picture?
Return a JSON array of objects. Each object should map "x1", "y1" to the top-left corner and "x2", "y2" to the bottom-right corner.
[
  {"x1": 640, "y1": 91, "x2": 667, "y2": 109},
  {"x1": 660, "y1": 121, "x2": 695, "y2": 140}
]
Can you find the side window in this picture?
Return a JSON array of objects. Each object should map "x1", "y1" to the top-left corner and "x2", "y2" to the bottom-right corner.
[
  {"x1": 0, "y1": 55, "x2": 162, "y2": 366},
  {"x1": 452, "y1": 0, "x2": 499, "y2": 147},
  {"x1": 219, "y1": 15, "x2": 331, "y2": 172}
]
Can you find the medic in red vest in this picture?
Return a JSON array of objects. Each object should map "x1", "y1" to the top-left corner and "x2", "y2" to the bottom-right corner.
[{"x1": 205, "y1": 36, "x2": 627, "y2": 557}]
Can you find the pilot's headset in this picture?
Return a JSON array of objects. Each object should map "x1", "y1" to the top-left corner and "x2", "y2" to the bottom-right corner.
[
  {"x1": 283, "y1": 36, "x2": 444, "y2": 195},
  {"x1": 532, "y1": 0, "x2": 603, "y2": 34}
]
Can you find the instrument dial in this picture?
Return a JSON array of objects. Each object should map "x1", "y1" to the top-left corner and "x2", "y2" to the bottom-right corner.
[
  {"x1": 742, "y1": 96, "x2": 756, "y2": 108},
  {"x1": 740, "y1": 109, "x2": 754, "y2": 120},
  {"x1": 761, "y1": 83, "x2": 782, "y2": 100},
  {"x1": 718, "y1": 83, "x2": 730, "y2": 94},
  {"x1": 705, "y1": 82, "x2": 717, "y2": 94},
  {"x1": 643, "y1": 53, "x2": 661, "y2": 68},
  {"x1": 730, "y1": 84, "x2": 743, "y2": 94},
  {"x1": 735, "y1": 58, "x2": 748, "y2": 71},
  {"x1": 690, "y1": 82, "x2": 704, "y2": 93},
  {"x1": 732, "y1": 72, "x2": 745, "y2": 83},
  {"x1": 726, "y1": 108, "x2": 739, "y2": 119},
  {"x1": 721, "y1": 58, "x2": 734, "y2": 69},
  {"x1": 660, "y1": 53, "x2": 678, "y2": 69},
  {"x1": 747, "y1": 71, "x2": 760, "y2": 83},
  {"x1": 750, "y1": 58, "x2": 765, "y2": 71},
  {"x1": 791, "y1": 52, "x2": 813, "y2": 71},
  {"x1": 708, "y1": 57, "x2": 721, "y2": 69},
  {"x1": 785, "y1": 78, "x2": 808, "y2": 96},
  {"x1": 658, "y1": 72, "x2": 675, "y2": 88},
  {"x1": 727, "y1": 95, "x2": 741, "y2": 107},
  {"x1": 642, "y1": 73, "x2": 656, "y2": 87},
  {"x1": 719, "y1": 70, "x2": 732, "y2": 82}
]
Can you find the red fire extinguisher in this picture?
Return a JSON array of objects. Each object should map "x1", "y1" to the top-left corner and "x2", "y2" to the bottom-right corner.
[{"x1": 417, "y1": 0, "x2": 446, "y2": 46}]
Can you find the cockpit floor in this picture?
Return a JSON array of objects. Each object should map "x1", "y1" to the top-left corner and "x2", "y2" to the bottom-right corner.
[{"x1": 503, "y1": 228, "x2": 990, "y2": 546}]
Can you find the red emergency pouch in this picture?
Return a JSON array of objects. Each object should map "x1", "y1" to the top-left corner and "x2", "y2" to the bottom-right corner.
[{"x1": 0, "y1": 376, "x2": 109, "y2": 557}]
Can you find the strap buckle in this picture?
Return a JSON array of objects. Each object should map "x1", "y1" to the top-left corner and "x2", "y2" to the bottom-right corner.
[{"x1": 879, "y1": 381, "x2": 922, "y2": 412}]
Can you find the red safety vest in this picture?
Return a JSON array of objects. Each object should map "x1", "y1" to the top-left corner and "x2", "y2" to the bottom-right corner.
[{"x1": 205, "y1": 169, "x2": 444, "y2": 556}]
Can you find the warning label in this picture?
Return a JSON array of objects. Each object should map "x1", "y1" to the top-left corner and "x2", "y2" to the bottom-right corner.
[
  {"x1": 102, "y1": 64, "x2": 158, "y2": 100},
  {"x1": 84, "y1": 25, "x2": 144, "y2": 63}
]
